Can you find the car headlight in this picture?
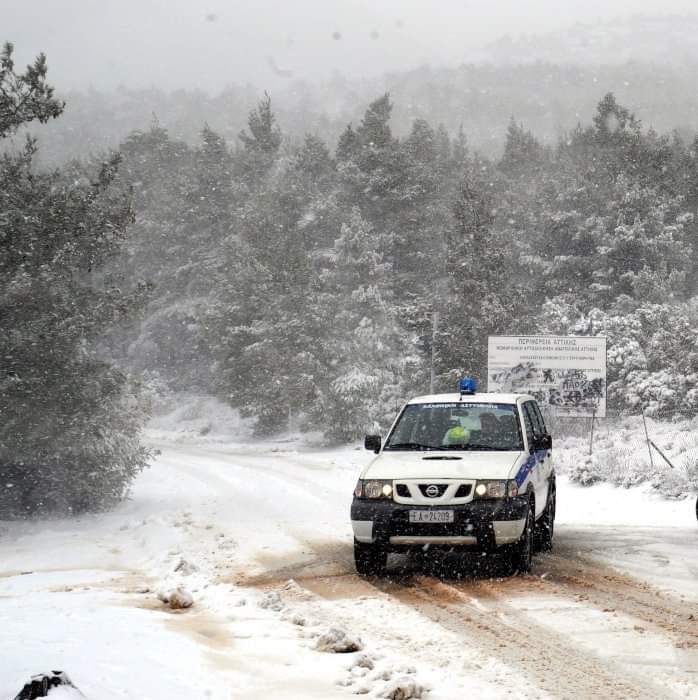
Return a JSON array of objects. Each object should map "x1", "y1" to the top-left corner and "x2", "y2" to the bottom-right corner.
[
  {"x1": 354, "y1": 479, "x2": 393, "y2": 499},
  {"x1": 473, "y1": 479, "x2": 518, "y2": 499}
]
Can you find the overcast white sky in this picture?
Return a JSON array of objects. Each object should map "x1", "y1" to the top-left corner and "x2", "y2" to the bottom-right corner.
[{"x1": 4, "y1": 0, "x2": 698, "y2": 92}]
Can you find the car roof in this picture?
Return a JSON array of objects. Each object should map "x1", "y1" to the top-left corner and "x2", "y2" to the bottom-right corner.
[{"x1": 405, "y1": 392, "x2": 533, "y2": 405}]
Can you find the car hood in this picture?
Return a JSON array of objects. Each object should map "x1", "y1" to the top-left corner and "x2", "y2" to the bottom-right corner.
[{"x1": 361, "y1": 450, "x2": 523, "y2": 481}]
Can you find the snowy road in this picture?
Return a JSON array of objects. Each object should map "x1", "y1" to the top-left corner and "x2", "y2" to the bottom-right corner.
[{"x1": 1, "y1": 439, "x2": 697, "y2": 699}]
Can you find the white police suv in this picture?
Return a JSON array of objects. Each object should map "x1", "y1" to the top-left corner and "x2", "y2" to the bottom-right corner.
[{"x1": 351, "y1": 378, "x2": 554, "y2": 576}]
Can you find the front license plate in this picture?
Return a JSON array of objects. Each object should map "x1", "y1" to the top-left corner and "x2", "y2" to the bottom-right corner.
[{"x1": 408, "y1": 510, "x2": 454, "y2": 523}]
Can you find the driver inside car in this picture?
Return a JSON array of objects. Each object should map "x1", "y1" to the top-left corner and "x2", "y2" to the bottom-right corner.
[{"x1": 443, "y1": 423, "x2": 471, "y2": 446}]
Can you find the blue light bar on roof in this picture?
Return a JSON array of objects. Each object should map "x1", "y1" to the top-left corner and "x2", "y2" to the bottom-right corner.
[{"x1": 459, "y1": 377, "x2": 477, "y2": 395}]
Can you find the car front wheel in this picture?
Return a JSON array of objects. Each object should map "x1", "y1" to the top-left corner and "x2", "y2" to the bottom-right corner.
[
  {"x1": 504, "y1": 501, "x2": 533, "y2": 575},
  {"x1": 535, "y1": 486, "x2": 555, "y2": 551}
]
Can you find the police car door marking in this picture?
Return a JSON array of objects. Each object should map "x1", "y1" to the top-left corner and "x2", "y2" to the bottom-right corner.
[{"x1": 514, "y1": 449, "x2": 548, "y2": 487}]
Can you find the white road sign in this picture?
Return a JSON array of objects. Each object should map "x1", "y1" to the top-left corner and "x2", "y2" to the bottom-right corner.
[{"x1": 487, "y1": 336, "x2": 607, "y2": 417}]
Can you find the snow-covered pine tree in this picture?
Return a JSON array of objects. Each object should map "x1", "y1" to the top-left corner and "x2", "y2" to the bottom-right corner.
[
  {"x1": 0, "y1": 42, "x2": 62, "y2": 138},
  {"x1": 436, "y1": 166, "x2": 528, "y2": 388},
  {"x1": 206, "y1": 108, "x2": 336, "y2": 433},
  {"x1": 499, "y1": 117, "x2": 547, "y2": 176},
  {"x1": 236, "y1": 93, "x2": 283, "y2": 185},
  {"x1": 308, "y1": 208, "x2": 418, "y2": 441},
  {"x1": 0, "y1": 45, "x2": 151, "y2": 515}
]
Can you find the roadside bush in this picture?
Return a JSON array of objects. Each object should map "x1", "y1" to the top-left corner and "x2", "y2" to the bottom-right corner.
[
  {"x1": 0, "y1": 371, "x2": 152, "y2": 515},
  {"x1": 651, "y1": 467, "x2": 693, "y2": 499},
  {"x1": 566, "y1": 457, "x2": 604, "y2": 486}
]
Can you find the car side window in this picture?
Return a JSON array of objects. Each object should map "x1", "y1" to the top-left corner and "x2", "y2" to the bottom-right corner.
[
  {"x1": 531, "y1": 401, "x2": 547, "y2": 435},
  {"x1": 521, "y1": 403, "x2": 535, "y2": 447},
  {"x1": 526, "y1": 401, "x2": 543, "y2": 435}
]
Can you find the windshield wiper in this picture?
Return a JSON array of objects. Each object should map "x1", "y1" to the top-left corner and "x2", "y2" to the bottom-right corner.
[{"x1": 385, "y1": 442, "x2": 437, "y2": 450}]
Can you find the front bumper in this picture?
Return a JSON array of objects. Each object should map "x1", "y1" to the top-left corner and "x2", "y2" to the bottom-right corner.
[{"x1": 350, "y1": 496, "x2": 528, "y2": 550}]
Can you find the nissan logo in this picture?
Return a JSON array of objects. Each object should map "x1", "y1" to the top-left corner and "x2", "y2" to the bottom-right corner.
[{"x1": 425, "y1": 484, "x2": 440, "y2": 498}]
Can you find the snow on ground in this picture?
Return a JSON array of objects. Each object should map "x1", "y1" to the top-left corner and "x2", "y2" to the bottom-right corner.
[
  {"x1": 556, "y1": 413, "x2": 698, "y2": 496},
  {"x1": 1, "y1": 400, "x2": 697, "y2": 699},
  {"x1": 146, "y1": 393, "x2": 256, "y2": 444}
]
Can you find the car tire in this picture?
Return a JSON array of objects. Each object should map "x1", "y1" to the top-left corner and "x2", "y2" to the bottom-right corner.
[
  {"x1": 354, "y1": 539, "x2": 387, "y2": 576},
  {"x1": 535, "y1": 485, "x2": 555, "y2": 552},
  {"x1": 505, "y1": 501, "x2": 533, "y2": 576}
]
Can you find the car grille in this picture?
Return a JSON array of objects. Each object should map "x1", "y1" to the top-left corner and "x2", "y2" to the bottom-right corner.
[
  {"x1": 393, "y1": 482, "x2": 473, "y2": 502},
  {"x1": 455, "y1": 484, "x2": 472, "y2": 498},
  {"x1": 418, "y1": 484, "x2": 448, "y2": 498}
]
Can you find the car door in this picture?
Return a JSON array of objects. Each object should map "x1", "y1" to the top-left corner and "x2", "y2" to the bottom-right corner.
[
  {"x1": 522, "y1": 401, "x2": 547, "y2": 517},
  {"x1": 531, "y1": 400, "x2": 554, "y2": 499}
]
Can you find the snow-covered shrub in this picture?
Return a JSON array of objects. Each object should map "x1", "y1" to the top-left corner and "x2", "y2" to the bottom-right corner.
[
  {"x1": 173, "y1": 558, "x2": 199, "y2": 575},
  {"x1": 350, "y1": 654, "x2": 375, "y2": 671},
  {"x1": 651, "y1": 468, "x2": 692, "y2": 499},
  {"x1": 315, "y1": 627, "x2": 363, "y2": 653},
  {"x1": 567, "y1": 452, "x2": 657, "y2": 489},
  {"x1": 566, "y1": 457, "x2": 603, "y2": 486},
  {"x1": 158, "y1": 587, "x2": 194, "y2": 609},
  {"x1": 0, "y1": 372, "x2": 152, "y2": 516},
  {"x1": 685, "y1": 457, "x2": 698, "y2": 491},
  {"x1": 377, "y1": 676, "x2": 426, "y2": 700},
  {"x1": 649, "y1": 450, "x2": 698, "y2": 498},
  {"x1": 258, "y1": 591, "x2": 283, "y2": 611},
  {"x1": 565, "y1": 432, "x2": 658, "y2": 488},
  {"x1": 606, "y1": 448, "x2": 655, "y2": 488}
]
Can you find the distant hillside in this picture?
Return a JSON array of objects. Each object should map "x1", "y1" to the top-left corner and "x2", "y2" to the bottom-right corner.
[
  {"x1": 480, "y1": 14, "x2": 698, "y2": 66},
  {"x1": 14, "y1": 15, "x2": 698, "y2": 165}
]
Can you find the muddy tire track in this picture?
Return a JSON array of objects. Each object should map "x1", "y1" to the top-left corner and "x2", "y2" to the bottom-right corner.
[
  {"x1": 526, "y1": 545, "x2": 698, "y2": 650},
  {"x1": 230, "y1": 535, "x2": 695, "y2": 699},
  {"x1": 375, "y1": 575, "x2": 671, "y2": 700}
]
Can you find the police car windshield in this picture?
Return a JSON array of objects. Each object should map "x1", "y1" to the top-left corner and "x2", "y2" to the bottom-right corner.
[{"x1": 385, "y1": 402, "x2": 524, "y2": 451}]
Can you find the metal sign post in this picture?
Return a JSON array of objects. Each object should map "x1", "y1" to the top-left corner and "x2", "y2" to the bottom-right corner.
[{"x1": 641, "y1": 407, "x2": 654, "y2": 471}]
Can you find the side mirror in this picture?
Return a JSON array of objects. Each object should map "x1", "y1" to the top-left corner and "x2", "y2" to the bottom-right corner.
[
  {"x1": 364, "y1": 435, "x2": 381, "y2": 453},
  {"x1": 532, "y1": 433, "x2": 552, "y2": 452}
]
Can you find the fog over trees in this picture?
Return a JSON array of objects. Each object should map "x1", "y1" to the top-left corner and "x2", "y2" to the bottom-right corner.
[
  {"x1": 4, "y1": 10, "x2": 698, "y2": 514},
  {"x1": 98, "y1": 86, "x2": 698, "y2": 439}
]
